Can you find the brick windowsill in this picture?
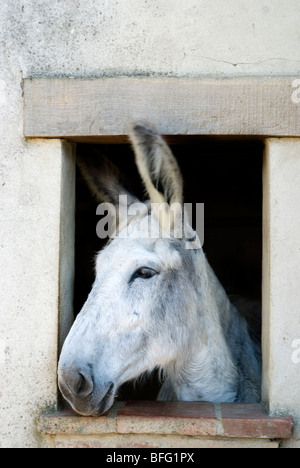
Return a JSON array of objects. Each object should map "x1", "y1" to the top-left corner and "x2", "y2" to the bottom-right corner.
[{"x1": 38, "y1": 402, "x2": 293, "y2": 441}]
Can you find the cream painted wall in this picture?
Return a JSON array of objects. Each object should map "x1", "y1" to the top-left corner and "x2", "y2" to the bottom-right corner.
[
  {"x1": 0, "y1": 139, "x2": 74, "y2": 447},
  {"x1": 263, "y1": 140, "x2": 300, "y2": 447}
]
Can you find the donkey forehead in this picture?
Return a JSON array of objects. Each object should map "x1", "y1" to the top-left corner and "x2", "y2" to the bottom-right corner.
[{"x1": 95, "y1": 235, "x2": 183, "y2": 275}]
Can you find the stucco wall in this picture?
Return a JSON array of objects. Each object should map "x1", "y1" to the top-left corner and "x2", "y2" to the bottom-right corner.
[
  {"x1": 3, "y1": 0, "x2": 300, "y2": 79},
  {"x1": 1, "y1": 0, "x2": 300, "y2": 447},
  {"x1": 262, "y1": 139, "x2": 300, "y2": 447}
]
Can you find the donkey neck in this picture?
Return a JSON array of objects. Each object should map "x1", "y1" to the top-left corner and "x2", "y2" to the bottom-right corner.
[{"x1": 167, "y1": 251, "x2": 239, "y2": 403}]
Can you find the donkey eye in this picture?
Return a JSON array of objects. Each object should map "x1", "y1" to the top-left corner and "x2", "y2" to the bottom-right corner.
[{"x1": 129, "y1": 267, "x2": 157, "y2": 283}]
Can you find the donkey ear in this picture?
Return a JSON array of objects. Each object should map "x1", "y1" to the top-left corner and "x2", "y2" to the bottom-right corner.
[
  {"x1": 129, "y1": 122, "x2": 183, "y2": 208},
  {"x1": 77, "y1": 150, "x2": 137, "y2": 216}
]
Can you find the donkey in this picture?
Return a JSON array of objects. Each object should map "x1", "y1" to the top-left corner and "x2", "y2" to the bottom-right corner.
[{"x1": 58, "y1": 122, "x2": 262, "y2": 416}]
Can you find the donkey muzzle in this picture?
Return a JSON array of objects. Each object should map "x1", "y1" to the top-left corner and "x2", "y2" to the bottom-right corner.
[{"x1": 58, "y1": 363, "x2": 115, "y2": 416}]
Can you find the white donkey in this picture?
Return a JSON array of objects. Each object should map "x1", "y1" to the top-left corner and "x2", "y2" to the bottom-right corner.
[{"x1": 58, "y1": 122, "x2": 261, "y2": 416}]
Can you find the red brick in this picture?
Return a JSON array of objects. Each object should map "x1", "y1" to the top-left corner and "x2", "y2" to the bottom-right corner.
[
  {"x1": 220, "y1": 403, "x2": 294, "y2": 439},
  {"x1": 116, "y1": 441, "x2": 160, "y2": 448},
  {"x1": 38, "y1": 402, "x2": 294, "y2": 444},
  {"x1": 118, "y1": 401, "x2": 216, "y2": 418},
  {"x1": 55, "y1": 439, "x2": 104, "y2": 448},
  {"x1": 117, "y1": 401, "x2": 217, "y2": 436}
]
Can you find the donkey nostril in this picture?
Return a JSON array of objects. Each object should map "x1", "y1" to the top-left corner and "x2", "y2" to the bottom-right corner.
[
  {"x1": 76, "y1": 372, "x2": 94, "y2": 397},
  {"x1": 65, "y1": 368, "x2": 94, "y2": 398},
  {"x1": 76, "y1": 373, "x2": 84, "y2": 394}
]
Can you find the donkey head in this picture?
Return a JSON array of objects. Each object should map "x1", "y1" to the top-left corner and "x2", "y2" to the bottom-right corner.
[{"x1": 58, "y1": 123, "x2": 202, "y2": 416}]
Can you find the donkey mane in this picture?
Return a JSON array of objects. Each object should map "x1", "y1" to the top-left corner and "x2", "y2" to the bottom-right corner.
[{"x1": 58, "y1": 121, "x2": 262, "y2": 417}]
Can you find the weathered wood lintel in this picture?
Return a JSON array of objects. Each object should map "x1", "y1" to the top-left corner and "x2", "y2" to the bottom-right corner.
[{"x1": 24, "y1": 77, "x2": 300, "y2": 141}]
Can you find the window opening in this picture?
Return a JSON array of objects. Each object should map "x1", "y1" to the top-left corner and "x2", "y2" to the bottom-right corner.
[{"x1": 74, "y1": 138, "x2": 263, "y2": 402}]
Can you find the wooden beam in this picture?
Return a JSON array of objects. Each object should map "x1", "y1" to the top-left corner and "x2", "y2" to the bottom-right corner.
[{"x1": 24, "y1": 77, "x2": 300, "y2": 141}]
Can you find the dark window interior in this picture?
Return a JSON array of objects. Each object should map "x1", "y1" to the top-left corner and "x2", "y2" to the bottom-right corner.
[{"x1": 74, "y1": 139, "x2": 263, "y2": 400}]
